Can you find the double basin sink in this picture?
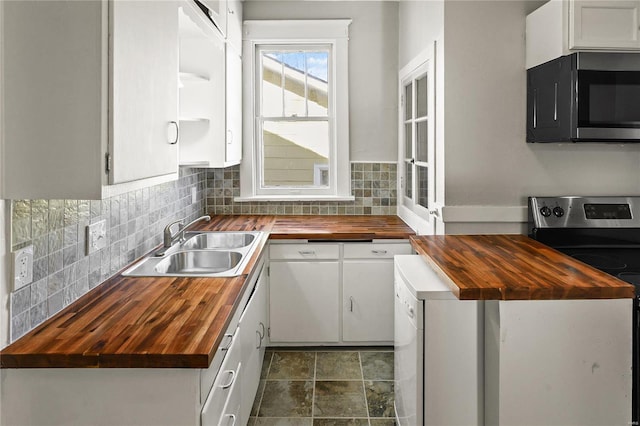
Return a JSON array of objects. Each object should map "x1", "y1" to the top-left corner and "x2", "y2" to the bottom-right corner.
[{"x1": 122, "y1": 231, "x2": 262, "y2": 277}]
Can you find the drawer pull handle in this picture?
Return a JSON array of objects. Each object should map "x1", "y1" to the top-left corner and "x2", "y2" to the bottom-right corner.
[
  {"x1": 220, "y1": 370, "x2": 236, "y2": 389},
  {"x1": 349, "y1": 296, "x2": 354, "y2": 312},
  {"x1": 256, "y1": 330, "x2": 262, "y2": 349},
  {"x1": 223, "y1": 414, "x2": 236, "y2": 426},
  {"x1": 371, "y1": 250, "x2": 387, "y2": 255},
  {"x1": 258, "y1": 322, "x2": 265, "y2": 339},
  {"x1": 298, "y1": 250, "x2": 316, "y2": 256},
  {"x1": 221, "y1": 333, "x2": 233, "y2": 351}
]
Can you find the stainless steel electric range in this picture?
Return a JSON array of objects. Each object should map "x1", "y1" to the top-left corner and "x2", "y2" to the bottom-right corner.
[{"x1": 528, "y1": 196, "x2": 639, "y2": 424}]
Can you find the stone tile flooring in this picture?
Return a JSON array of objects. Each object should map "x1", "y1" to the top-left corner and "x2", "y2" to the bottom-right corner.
[{"x1": 249, "y1": 348, "x2": 396, "y2": 426}]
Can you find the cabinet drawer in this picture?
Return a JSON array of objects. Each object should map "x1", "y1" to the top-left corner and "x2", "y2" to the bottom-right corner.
[
  {"x1": 343, "y1": 243, "x2": 412, "y2": 259},
  {"x1": 270, "y1": 243, "x2": 340, "y2": 260},
  {"x1": 201, "y1": 328, "x2": 240, "y2": 408},
  {"x1": 201, "y1": 330, "x2": 241, "y2": 425}
]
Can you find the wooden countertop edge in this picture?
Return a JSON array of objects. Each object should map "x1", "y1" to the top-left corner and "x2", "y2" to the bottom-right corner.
[{"x1": 410, "y1": 235, "x2": 636, "y2": 301}]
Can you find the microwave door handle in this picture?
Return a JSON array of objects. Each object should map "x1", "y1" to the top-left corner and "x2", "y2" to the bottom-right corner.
[
  {"x1": 533, "y1": 88, "x2": 537, "y2": 128},
  {"x1": 554, "y1": 82, "x2": 558, "y2": 122}
]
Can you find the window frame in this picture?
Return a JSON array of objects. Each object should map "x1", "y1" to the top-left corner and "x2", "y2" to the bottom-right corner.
[
  {"x1": 397, "y1": 45, "x2": 436, "y2": 234},
  {"x1": 239, "y1": 20, "x2": 353, "y2": 201}
]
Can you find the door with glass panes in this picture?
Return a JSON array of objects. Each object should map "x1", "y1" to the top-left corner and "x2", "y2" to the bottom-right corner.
[{"x1": 399, "y1": 57, "x2": 435, "y2": 234}]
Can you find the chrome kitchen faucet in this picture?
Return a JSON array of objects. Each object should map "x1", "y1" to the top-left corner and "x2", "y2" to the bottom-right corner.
[{"x1": 156, "y1": 215, "x2": 211, "y2": 256}]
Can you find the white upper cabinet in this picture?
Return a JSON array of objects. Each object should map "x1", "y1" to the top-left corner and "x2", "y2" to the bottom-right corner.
[
  {"x1": 570, "y1": 1, "x2": 640, "y2": 49},
  {"x1": 110, "y1": 1, "x2": 180, "y2": 184},
  {"x1": 527, "y1": 0, "x2": 640, "y2": 69},
  {"x1": 2, "y1": 0, "x2": 180, "y2": 200},
  {"x1": 177, "y1": 1, "x2": 242, "y2": 168}
]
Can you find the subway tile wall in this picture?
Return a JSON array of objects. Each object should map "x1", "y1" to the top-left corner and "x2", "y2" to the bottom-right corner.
[
  {"x1": 8, "y1": 168, "x2": 206, "y2": 342},
  {"x1": 206, "y1": 162, "x2": 398, "y2": 215}
]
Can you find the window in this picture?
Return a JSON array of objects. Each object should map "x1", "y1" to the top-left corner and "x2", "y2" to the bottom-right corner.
[
  {"x1": 239, "y1": 20, "x2": 352, "y2": 200},
  {"x1": 398, "y1": 46, "x2": 435, "y2": 233}
]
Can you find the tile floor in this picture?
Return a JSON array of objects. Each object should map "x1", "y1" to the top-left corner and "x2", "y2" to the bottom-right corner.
[{"x1": 249, "y1": 348, "x2": 396, "y2": 426}]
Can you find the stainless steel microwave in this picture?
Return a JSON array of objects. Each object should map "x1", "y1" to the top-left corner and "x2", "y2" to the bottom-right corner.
[{"x1": 527, "y1": 52, "x2": 640, "y2": 143}]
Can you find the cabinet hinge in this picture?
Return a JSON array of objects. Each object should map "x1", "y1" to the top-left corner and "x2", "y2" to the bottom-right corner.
[
  {"x1": 400, "y1": 94, "x2": 404, "y2": 107},
  {"x1": 105, "y1": 153, "x2": 112, "y2": 173},
  {"x1": 267, "y1": 266, "x2": 270, "y2": 277},
  {"x1": 267, "y1": 327, "x2": 271, "y2": 338}
]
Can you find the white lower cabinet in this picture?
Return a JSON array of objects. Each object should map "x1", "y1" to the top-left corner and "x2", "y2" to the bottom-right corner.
[
  {"x1": 343, "y1": 262, "x2": 395, "y2": 342},
  {"x1": 343, "y1": 243, "x2": 413, "y2": 343},
  {"x1": 269, "y1": 241, "x2": 411, "y2": 345},
  {"x1": 270, "y1": 260, "x2": 341, "y2": 343}
]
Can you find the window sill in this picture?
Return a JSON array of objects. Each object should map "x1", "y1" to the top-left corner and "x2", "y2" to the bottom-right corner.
[{"x1": 234, "y1": 195, "x2": 356, "y2": 202}]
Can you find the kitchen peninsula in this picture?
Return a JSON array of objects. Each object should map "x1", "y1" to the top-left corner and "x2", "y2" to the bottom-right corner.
[{"x1": 1, "y1": 217, "x2": 634, "y2": 425}]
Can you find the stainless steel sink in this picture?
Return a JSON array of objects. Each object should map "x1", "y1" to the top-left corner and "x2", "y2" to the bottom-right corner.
[
  {"x1": 122, "y1": 231, "x2": 263, "y2": 277},
  {"x1": 181, "y1": 231, "x2": 256, "y2": 249},
  {"x1": 155, "y1": 250, "x2": 243, "y2": 275}
]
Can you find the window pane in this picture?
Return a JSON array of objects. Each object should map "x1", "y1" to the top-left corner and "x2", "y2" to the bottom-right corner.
[
  {"x1": 262, "y1": 53, "x2": 284, "y2": 116},
  {"x1": 405, "y1": 161, "x2": 413, "y2": 199},
  {"x1": 306, "y1": 51, "x2": 329, "y2": 117},
  {"x1": 416, "y1": 120, "x2": 428, "y2": 163},
  {"x1": 405, "y1": 82, "x2": 413, "y2": 119},
  {"x1": 261, "y1": 50, "x2": 329, "y2": 119},
  {"x1": 405, "y1": 123, "x2": 412, "y2": 159},
  {"x1": 417, "y1": 165, "x2": 428, "y2": 208},
  {"x1": 417, "y1": 74, "x2": 427, "y2": 118},
  {"x1": 262, "y1": 120, "x2": 329, "y2": 187},
  {"x1": 281, "y1": 52, "x2": 308, "y2": 117}
]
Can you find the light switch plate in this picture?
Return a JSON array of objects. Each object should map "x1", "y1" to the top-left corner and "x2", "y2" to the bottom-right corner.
[
  {"x1": 86, "y1": 220, "x2": 107, "y2": 255},
  {"x1": 191, "y1": 187, "x2": 197, "y2": 203},
  {"x1": 13, "y1": 245, "x2": 33, "y2": 291}
]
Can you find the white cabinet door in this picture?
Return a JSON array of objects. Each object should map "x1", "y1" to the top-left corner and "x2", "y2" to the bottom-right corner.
[
  {"x1": 225, "y1": 44, "x2": 243, "y2": 165},
  {"x1": 343, "y1": 260, "x2": 395, "y2": 342},
  {"x1": 2, "y1": 0, "x2": 179, "y2": 199},
  {"x1": 110, "y1": 0, "x2": 179, "y2": 184},
  {"x1": 270, "y1": 261, "x2": 340, "y2": 343},
  {"x1": 238, "y1": 267, "x2": 268, "y2": 425},
  {"x1": 570, "y1": 0, "x2": 640, "y2": 49}
]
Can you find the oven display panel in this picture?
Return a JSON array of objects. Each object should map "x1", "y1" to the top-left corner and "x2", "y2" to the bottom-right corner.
[{"x1": 584, "y1": 204, "x2": 632, "y2": 220}]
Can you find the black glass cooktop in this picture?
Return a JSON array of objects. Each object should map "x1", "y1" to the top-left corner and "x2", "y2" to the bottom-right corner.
[{"x1": 559, "y1": 247, "x2": 640, "y2": 296}]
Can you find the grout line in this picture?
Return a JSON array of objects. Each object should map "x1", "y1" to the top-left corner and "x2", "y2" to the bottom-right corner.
[
  {"x1": 311, "y1": 351, "x2": 317, "y2": 420},
  {"x1": 358, "y1": 351, "x2": 372, "y2": 426}
]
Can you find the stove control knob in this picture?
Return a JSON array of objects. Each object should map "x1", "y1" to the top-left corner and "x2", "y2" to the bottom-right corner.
[
  {"x1": 540, "y1": 206, "x2": 552, "y2": 217},
  {"x1": 553, "y1": 207, "x2": 565, "y2": 217}
]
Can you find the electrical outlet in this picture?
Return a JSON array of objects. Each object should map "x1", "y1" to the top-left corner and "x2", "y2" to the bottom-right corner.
[
  {"x1": 86, "y1": 220, "x2": 107, "y2": 255},
  {"x1": 13, "y1": 245, "x2": 34, "y2": 291},
  {"x1": 191, "y1": 187, "x2": 197, "y2": 203}
]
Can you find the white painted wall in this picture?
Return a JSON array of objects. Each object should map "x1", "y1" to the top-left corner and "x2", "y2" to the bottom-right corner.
[
  {"x1": 0, "y1": 202, "x2": 8, "y2": 349},
  {"x1": 0, "y1": 0, "x2": 9, "y2": 349},
  {"x1": 442, "y1": 0, "x2": 640, "y2": 233},
  {"x1": 398, "y1": 0, "x2": 443, "y2": 71},
  {"x1": 243, "y1": 1, "x2": 399, "y2": 162}
]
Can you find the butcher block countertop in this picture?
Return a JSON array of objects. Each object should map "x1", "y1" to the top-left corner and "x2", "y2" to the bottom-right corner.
[
  {"x1": 0, "y1": 215, "x2": 413, "y2": 369},
  {"x1": 2, "y1": 217, "x2": 633, "y2": 369},
  {"x1": 411, "y1": 234, "x2": 636, "y2": 300}
]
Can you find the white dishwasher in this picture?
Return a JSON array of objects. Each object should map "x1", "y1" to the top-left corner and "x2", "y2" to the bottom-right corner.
[{"x1": 394, "y1": 255, "x2": 483, "y2": 426}]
